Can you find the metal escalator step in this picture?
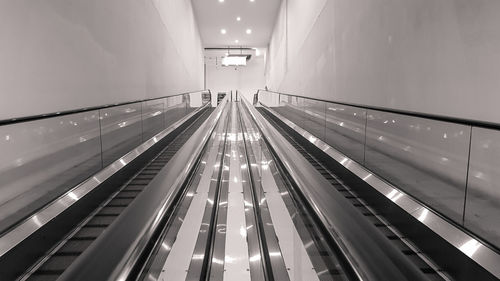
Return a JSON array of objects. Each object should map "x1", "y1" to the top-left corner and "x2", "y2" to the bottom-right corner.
[
  {"x1": 134, "y1": 174, "x2": 156, "y2": 180},
  {"x1": 26, "y1": 273, "x2": 59, "y2": 281},
  {"x1": 73, "y1": 227, "x2": 106, "y2": 239},
  {"x1": 57, "y1": 239, "x2": 93, "y2": 254},
  {"x1": 123, "y1": 185, "x2": 146, "y2": 191},
  {"x1": 37, "y1": 255, "x2": 78, "y2": 272},
  {"x1": 98, "y1": 206, "x2": 126, "y2": 216},
  {"x1": 108, "y1": 198, "x2": 134, "y2": 207},
  {"x1": 87, "y1": 215, "x2": 115, "y2": 226},
  {"x1": 129, "y1": 179, "x2": 150, "y2": 185},
  {"x1": 115, "y1": 190, "x2": 140, "y2": 198}
]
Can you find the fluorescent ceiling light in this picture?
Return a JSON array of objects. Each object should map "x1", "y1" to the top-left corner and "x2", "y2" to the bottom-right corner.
[
  {"x1": 222, "y1": 55, "x2": 247, "y2": 66},
  {"x1": 220, "y1": 29, "x2": 227, "y2": 34},
  {"x1": 246, "y1": 29, "x2": 252, "y2": 34}
]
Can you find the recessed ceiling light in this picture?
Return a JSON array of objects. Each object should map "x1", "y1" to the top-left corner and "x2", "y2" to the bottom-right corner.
[
  {"x1": 235, "y1": 39, "x2": 239, "y2": 43},
  {"x1": 220, "y1": 29, "x2": 227, "y2": 34},
  {"x1": 219, "y1": 0, "x2": 224, "y2": 2},
  {"x1": 236, "y1": 16, "x2": 241, "y2": 21},
  {"x1": 246, "y1": 29, "x2": 252, "y2": 34},
  {"x1": 249, "y1": 0, "x2": 255, "y2": 2}
]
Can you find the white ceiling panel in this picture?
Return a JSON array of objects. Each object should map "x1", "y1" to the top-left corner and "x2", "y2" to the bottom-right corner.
[{"x1": 192, "y1": 0, "x2": 282, "y2": 48}]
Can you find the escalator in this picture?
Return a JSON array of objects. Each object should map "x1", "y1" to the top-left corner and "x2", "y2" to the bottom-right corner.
[{"x1": 7, "y1": 108, "x2": 213, "y2": 281}]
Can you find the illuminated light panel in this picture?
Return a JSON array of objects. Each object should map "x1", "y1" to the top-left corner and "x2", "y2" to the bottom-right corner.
[
  {"x1": 246, "y1": 29, "x2": 252, "y2": 34},
  {"x1": 222, "y1": 55, "x2": 247, "y2": 66},
  {"x1": 220, "y1": 28, "x2": 227, "y2": 34}
]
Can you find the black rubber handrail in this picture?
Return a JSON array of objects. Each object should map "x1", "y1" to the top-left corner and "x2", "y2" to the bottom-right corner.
[
  {"x1": 0, "y1": 89, "x2": 211, "y2": 126},
  {"x1": 257, "y1": 89, "x2": 500, "y2": 130}
]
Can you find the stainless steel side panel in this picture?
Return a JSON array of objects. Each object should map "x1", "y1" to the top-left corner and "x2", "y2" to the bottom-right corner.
[
  {"x1": 100, "y1": 103, "x2": 143, "y2": 166},
  {"x1": 365, "y1": 110, "x2": 470, "y2": 223},
  {"x1": 465, "y1": 127, "x2": 500, "y2": 249},
  {"x1": 142, "y1": 100, "x2": 165, "y2": 140},
  {"x1": 0, "y1": 111, "x2": 101, "y2": 234},
  {"x1": 325, "y1": 103, "x2": 367, "y2": 164}
]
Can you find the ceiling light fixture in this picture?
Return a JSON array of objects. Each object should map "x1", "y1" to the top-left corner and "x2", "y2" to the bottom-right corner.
[
  {"x1": 220, "y1": 29, "x2": 227, "y2": 34},
  {"x1": 236, "y1": 16, "x2": 241, "y2": 21},
  {"x1": 246, "y1": 29, "x2": 252, "y2": 34},
  {"x1": 219, "y1": 0, "x2": 224, "y2": 2},
  {"x1": 222, "y1": 55, "x2": 248, "y2": 66},
  {"x1": 235, "y1": 39, "x2": 239, "y2": 43},
  {"x1": 249, "y1": 0, "x2": 255, "y2": 2}
]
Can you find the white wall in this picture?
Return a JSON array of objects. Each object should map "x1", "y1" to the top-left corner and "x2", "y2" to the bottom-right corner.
[
  {"x1": 206, "y1": 50, "x2": 265, "y2": 103},
  {"x1": 266, "y1": 0, "x2": 500, "y2": 124},
  {"x1": 0, "y1": 0, "x2": 204, "y2": 119}
]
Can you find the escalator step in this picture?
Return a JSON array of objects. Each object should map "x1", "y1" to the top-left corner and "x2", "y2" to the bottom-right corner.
[
  {"x1": 73, "y1": 227, "x2": 106, "y2": 239},
  {"x1": 37, "y1": 255, "x2": 78, "y2": 272},
  {"x1": 57, "y1": 239, "x2": 93, "y2": 254},
  {"x1": 26, "y1": 274, "x2": 59, "y2": 281},
  {"x1": 87, "y1": 216, "x2": 115, "y2": 226},
  {"x1": 99, "y1": 206, "x2": 126, "y2": 216},
  {"x1": 115, "y1": 190, "x2": 140, "y2": 198},
  {"x1": 108, "y1": 198, "x2": 134, "y2": 207},
  {"x1": 123, "y1": 185, "x2": 146, "y2": 191}
]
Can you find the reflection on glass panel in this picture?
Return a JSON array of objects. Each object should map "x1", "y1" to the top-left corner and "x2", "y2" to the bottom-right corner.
[
  {"x1": 324, "y1": 104, "x2": 366, "y2": 164},
  {"x1": 0, "y1": 111, "x2": 101, "y2": 234},
  {"x1": 303, "y1": 99, "x2": 326, "y2": 140},
  {"x1": 258, "y1": 91, "x2": 280, "y2": 107},
  {"x1": 274, "y1": 95, "x2": 305, "y2": 129},
  {"x1": 100, "y1": 103, "x2": 143, "y2": 166},
  {"x1": 165, "y1": 95, "x2": 187, "y2": 128},
  {"x1": 365, "y1": 110, "x2": 470, "y2": 223},
  {"x1": 142, "y1": 100, "x2": 165, "y2": 140},
  {"x1": 188, "y1": 92, "x2": 204, "y2": 109},
  {"x1": 465, "y1": 127, "x2": 500, "y2": 249}
]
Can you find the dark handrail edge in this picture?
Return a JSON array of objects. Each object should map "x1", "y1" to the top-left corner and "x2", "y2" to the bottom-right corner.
[
  {"x1": 0, "y1": 89, "x2": 211, "y2": 126},
  {"x1": 257, "y1": 89, "x2": 500, "y2": 131}
]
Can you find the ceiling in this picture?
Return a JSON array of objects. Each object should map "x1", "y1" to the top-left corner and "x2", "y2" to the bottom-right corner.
[{"x1": 192, "y1": 0, "x2": 282, "y2": 48}]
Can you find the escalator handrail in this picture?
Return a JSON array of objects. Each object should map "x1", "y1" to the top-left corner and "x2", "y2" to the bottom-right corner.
[
  {"x1": 241, "y1": 97, "x2": 432, "y2": 281},
  {"x1": 0, "y1": 89, "x2": 212, "y2": 126},
  {"x1": 57, "y1": 97, "x2": 228, "y2": 281}
]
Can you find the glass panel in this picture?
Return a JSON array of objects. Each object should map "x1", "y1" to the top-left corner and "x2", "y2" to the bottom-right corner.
[
  {"x1": 365, "y1": 110, "x2": 470, "y2": 223},
  {"x1": 324, "y1": 103, "x2": 366, "y2": 164},
  {"x1": 165, "y1": 95, "x2": 187, "y2": 128},
  {"x1": 465, "y1": 127, "x2": 500, "y2": 248},
  {"x1": 303, "y1": 99, "x2": 326, "y2": 140},
  {"x1": 257, "y1": 90, "x2": 280, "y2": 107},
  {"x1": 142, "y1": 100, "x2": 165, "y2": 140},
  {"x1": 0, "y1": 111, "x2": 101, "y2": 233},
  {"x1": 274, "y1": 95, "x2": 305, "y2": 129},
  {"x1": 100, "y1": 103, "x2": 142, "y2": 166}
]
